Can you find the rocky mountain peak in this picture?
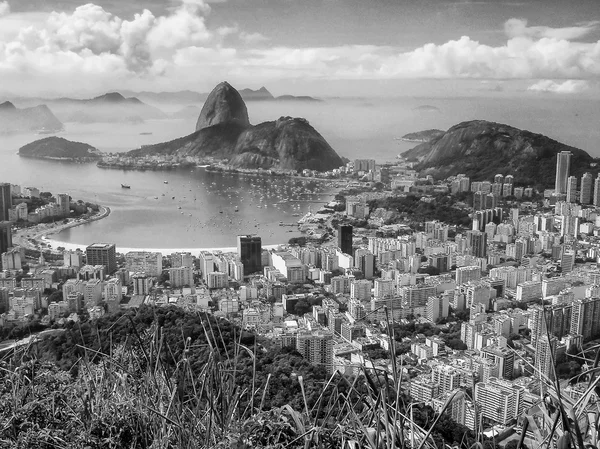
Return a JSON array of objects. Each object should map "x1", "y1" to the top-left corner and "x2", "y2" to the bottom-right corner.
[
  {"x1": 93, "y1": 92, "x2": 127, "y2": 103},
  {"x1": 195, "y1": 82, "x2": 250, "y2": 131},
  {"x1": 0, "y1": 101, "x2": 16, "y2": 110}
]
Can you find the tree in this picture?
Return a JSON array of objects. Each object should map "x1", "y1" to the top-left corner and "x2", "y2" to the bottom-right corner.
[
  {"x1": 446, "y1": 339, "x2": 467, "y2": 350},
  {"x1": 48, "y1": 291, "x2": 63, "y2": 303},
  {"x1": 294, "y1": 300, "x2": 311, "y2": 316},
  {"x1": 157, "y1": 270, "x2": 170, "y2": 285},
  {"x1": 288, "y1": 236, "x2": 307, "y2": 246}
]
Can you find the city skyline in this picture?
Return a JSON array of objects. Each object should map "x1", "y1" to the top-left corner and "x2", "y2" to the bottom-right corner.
[{"x1": 0, "y1": 0, "x2": 599, "y2": 96}]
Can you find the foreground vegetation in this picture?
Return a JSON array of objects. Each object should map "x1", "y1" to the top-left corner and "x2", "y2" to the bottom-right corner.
[{"x1": 1, "y1": 305, "x2": 599, "y2": 448}]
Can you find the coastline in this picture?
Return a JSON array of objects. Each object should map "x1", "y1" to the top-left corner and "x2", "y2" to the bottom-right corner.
[
  {"x1": 13, "y1": 205, "x2": 111, "y2": 254},
  {"x1": 42, "y1": 238, "x2": 285, "y2": 255},
  {"x1": 14, "y1": 206, "x2": 287, "y2": 255}
]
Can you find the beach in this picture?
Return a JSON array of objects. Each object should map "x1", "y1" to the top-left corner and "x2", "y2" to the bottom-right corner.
[
  {"x1": 13, "y1": 206, "x2": 286, "y2": 255},
  {"x1": 13, "y1": 205, "x2": 111, "y2": 253}
]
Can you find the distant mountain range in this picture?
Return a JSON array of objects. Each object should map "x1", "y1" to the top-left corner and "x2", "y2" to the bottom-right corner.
[
  {"x1": 127, "y1": 82, "x2": 342, "y2": 172},
  {"x1": 5, "y1": 92, "x2": 167, "y2": 124},
  {"x1": 402, "y1": 120, "x2": 598, "y2": 189},
  {"x1": 45, "y1": 92, "x2": 167, "y2": 124},
  {"x1": 0, "y1": 101, "x2": 63, "y2": 135},
  {"x1": 2, "y1": 87, "x2": 323, "y2": 127},
  {"x1": 121, "y1": 87, "x2": 322, "y2": 104},
  {"x1": 18, "y1": 136, "x2": 103, "y2": 161}
]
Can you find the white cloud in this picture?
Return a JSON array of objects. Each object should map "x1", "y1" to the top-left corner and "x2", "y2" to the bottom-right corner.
[
  {"x1": 1, "y1": 7, "x2": 600, "y2": 95},
  {"x1": 504, "y1": 18, "x2": 600, "y2": 40},
  {"x1": 239, "y1": 31, "x2": 269, "y2": 45},
  {"x1": 527, "y1": 79, "x2": 590, "y2": 94},
  {"x1": 0, "y1": 1, "x2": 9, "y2": 17}
]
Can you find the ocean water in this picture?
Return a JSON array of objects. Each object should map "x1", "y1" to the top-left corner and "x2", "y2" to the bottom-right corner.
[{"x1": 0, "y1": 95, "x2": 598, "y2": 250}]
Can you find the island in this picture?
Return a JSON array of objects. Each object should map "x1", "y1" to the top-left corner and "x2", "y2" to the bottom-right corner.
[
  {"x1": 413, "y1": 104, "x2": 441, "y2": 113},
  {"x1": 18, "y1": 136, "x2": 104, "y2": 162}
]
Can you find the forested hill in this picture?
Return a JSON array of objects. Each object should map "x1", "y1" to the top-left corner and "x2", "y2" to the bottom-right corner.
[{"x1": 401, "y1": 120, "x2": 597, "y2": 189}]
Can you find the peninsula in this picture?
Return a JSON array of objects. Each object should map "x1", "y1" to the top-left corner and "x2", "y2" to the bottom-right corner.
[{"x1": 101, "y1": 82, "x2": 344, "y2": 172}]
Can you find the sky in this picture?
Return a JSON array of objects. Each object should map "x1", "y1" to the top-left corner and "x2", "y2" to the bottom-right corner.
[{"x1": 0, "y1": 0, "x2": 599, "y2": 97}]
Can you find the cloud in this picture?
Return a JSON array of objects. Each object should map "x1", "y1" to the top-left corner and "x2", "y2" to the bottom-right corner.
[
  {"x1": 0, "y1": 1, "x2": 9, "y2": 17},
  {"x1": 527, "y1": 79, "x2": 590, "y2": 94},
  {"x1": 504, "y1": 18, "x2": 600, "y2": 40},
  {"x1": 239, "y1": 31, "x2": 269, "y2": 45},
  {"x1": 1, "y1": 7, "x2": 600, "y2": 95}
]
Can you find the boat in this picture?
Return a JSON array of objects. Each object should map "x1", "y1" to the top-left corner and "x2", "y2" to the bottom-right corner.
[
  {"x1": 140, "y1": 132, "x2": 153, "y2": 135},
  {"x1": 164, "y1": 181, "x2": 168, "y2": 184},
  {"x1": 121, "y1": 184, "x2": 131, "y2": 189}
]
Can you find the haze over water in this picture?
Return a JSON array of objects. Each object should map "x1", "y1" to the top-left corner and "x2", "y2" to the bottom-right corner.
[{"x1": 1, "y1": 95, "x2": 599, "y2": 250}]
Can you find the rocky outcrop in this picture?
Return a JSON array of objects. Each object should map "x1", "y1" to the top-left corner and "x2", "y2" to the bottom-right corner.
[
  {"x1": 401, "y1": 120, "x2": 596, "y2": 188},
  {"x1": 19, "y1": 136, "x2": 103, "y2": 160},
  {"x1": 195, "y1": 82, "x2": 250, "y2": 131},
  {"x1": 401, "y1": 129, "x2": 445, "y2": 143},
  {"x1": 230, "y1": 117, "x2": 344, "y2": 171},
  {"x1": 129, "y1": 83, "x2": 344, "y2": 172},
  {"x1": 0, "y1": 102, "x2": 63, "y2": 134}
]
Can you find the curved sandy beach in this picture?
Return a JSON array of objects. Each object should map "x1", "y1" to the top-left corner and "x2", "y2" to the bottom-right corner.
[{"x1": 14, "y1": 205, "x2": 285, "y2": 255}]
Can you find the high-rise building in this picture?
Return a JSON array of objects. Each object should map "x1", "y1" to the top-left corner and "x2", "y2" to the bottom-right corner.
[
  {"x1": 571, "y1": 297, "x2": 600, "y2": 340},
  {"x1": 467, "y1": 230, "x2": 487, "y2": 258},
  {"x1": 580, "y1": 172, "x2": 593, "y2": 204},
  {"x1": 132, "y1": 273, "x2": 153, "y2": 296},
  {"x1": 56, "y1": 194, "x2": 70, "y2": 217},
  {"x1": 0, "y1": 222, "x2": 12, "y2": 260},
  {"x1": 357, "y1": 252, "x2": 375, "y2": 279},
  {"x1": 237, "y1": 235, "x2": 262, "y2": 275},
  {"x1": 555, "y1": 151, "x2": 572, "y2": 194},
  {"x1": 475, "y1": 377, "x2": 524, "y2": 425},
  {"x1": 169, "y1": 266, "x2": 194, "y2": 288},
  {"x1": 566, "y1": 176, "x2": 578, "y2": 203},
  {"x1": 456, "y1": 266, "x2": 481, "y2": 285},
  {"x1": 473, "y1": 191, "x2": 486, "y2": 211},
  {"x1": 338, "y1": 225, "x2": 353, "y2": 255},
  {"x1": 125, "y1": 251, "x2": 163, "y2": 276},
  {"x1": 0, "y1": 183, "x2": 11, "y2": 222},
  {"x1": 426, "y1": 294, "x2": 449, "y2": 322},
  {"x1": 86, "y1": 243, "x2": 117, "y2": 274},
  {"x1": 350, "y1": 279, "x2": 372, "y2": 301},
  {"x1": 296, "y1": 329, "x2": 334, "y2": 373},
  {"x1": 536, "y1": 335, "x2": 558, "y2": 381},
  {"x1": 83, "y1": 279, "x2": 103, "y2": 308},
  {"x1": 594, "y1": 176, "x2": 600, "y2": 206},
  {"x1": 481, "y1": 346, "x2": 515, "y2": 379},
  {"x1": 199, "y1": 251, "x2": 215, "y2": 281}
]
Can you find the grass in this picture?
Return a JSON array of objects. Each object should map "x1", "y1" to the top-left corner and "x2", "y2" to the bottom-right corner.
[{"x1": 1, "y1": 306, "x2": 600, "y2": 449}]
